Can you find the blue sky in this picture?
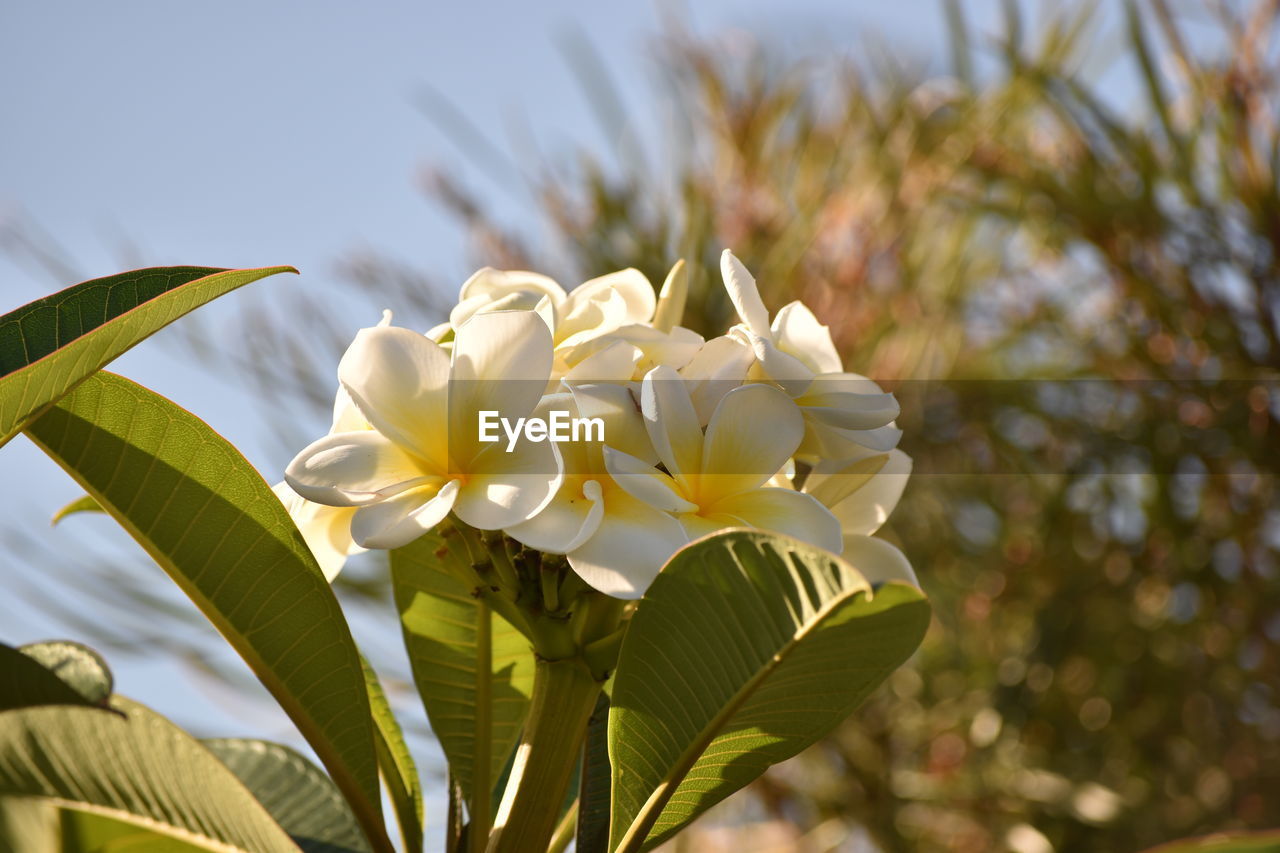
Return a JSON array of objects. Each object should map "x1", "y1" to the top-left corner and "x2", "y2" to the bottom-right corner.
[{"x1": 1, "y1": 0, "x2": 1018, "y2": 842}]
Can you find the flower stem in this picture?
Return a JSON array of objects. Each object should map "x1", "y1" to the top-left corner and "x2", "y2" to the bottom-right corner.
[{"x1": 486, "y1": 657, "x2": 602, "y2": 853}]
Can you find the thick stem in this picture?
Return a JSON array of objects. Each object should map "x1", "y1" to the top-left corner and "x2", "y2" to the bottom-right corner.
[{"x1": 486, "y1": 658, "x2": 602, "y2": 853}]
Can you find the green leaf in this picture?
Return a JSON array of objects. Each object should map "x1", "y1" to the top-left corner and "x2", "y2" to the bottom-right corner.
[
  {"x1": 0, "y1": 797, "x2": 58, "y2": 851},
  {"x1": 0, "y1": 265, "x2": 296, "y2": 448},
  {"x1": 576, "y1": 692, "x2": 611, "y2": 853},
  {"x1": 0, "y1": 641, "x2": 102, "y2": 711},
  {"x1": 51, "y1": 493, "x2": 104, "y2": 525},
  {"x1": 608, "y1": 530, "x2": 931, "y2": 851},
  {"x1": 59, "y1": 809, "x2": 211, "y2": 852},
  {"x1": 203, "y1": 738, "x2": 369, "y2": 853},
  {"x1": 24, "y1": 372, "x2": 391, "y2": 853},
  {"x1": 361, "y1": 657, "x2": 424, "y2": 853},
  {"x1": 0, "y1": 697, "x2": 300, "y2": 852},
  {"x1": 18, "y1": 640, "x2": 113, "y2": 704},
  {"x1": 389, "y1": 530, "x2": 535, "y2": 821}
]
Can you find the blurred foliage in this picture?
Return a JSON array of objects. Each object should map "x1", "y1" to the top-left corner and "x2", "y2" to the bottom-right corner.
[
  {"x1": 7, "y1": 0, "x2": 1280, "y2": 851},
  {"x1": 420, "y1": 2, "x2": 1280, "y2": 850}
]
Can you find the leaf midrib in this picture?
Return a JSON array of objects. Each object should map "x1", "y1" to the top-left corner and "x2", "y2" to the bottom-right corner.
[{"x1": 34, "y1": 797, "x2": 284, "y2": 853}]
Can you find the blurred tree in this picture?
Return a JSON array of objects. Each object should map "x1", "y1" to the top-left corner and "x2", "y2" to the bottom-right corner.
[{"x1": 420, "y1": 2, "x2": 1280, "y2": 849}]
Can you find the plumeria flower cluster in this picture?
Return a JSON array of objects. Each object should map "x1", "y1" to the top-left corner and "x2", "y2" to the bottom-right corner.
[{"x1": 282, "y1": 250, "x2": 914, "y2": 598}]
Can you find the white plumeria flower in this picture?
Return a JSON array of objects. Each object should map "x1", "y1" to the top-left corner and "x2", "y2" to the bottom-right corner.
[
  {"x1": 720, "y1": 250, "x2": 902, "y2": 459},
  {"x1": 285, "y1": 310, "x2": 562, "y2": 548},
  {"x1": 442, "y1": 265, "x2": 664, "y2": 383},
  {"x1": 604, "y1": 366, "x2": 842, "y2": 555},
  {"x1": 506, "y1": 384, "x2": 688, "y2": 599},
  {"x1": 554, "y1": 259, "x2": 701, "y2": 382},
  {"x1": 272, "y1": 317, "x2": 400, "y2": 580}
]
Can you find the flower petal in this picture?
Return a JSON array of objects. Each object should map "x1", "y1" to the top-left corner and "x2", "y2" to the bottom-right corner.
[
  {"x1": 771, "y1": 301, "x2": 843, "y2": 374},
  {"x1": 560, "y1": 339, "x2": 641, "y2": 383},
  {"x1": 709, "y1": 487, "x2": 843, "y2": 554},
  {"x1": 566, "y1": 268, "x2": 655, "y2": 325},
  {"x1": 840, "y1": 535, "x2": 919, "y2": 588},
  {"x1": 452, "y1": 267, "x2": 565, "y2": 328},
  {"x1": 330, "y1": 385, "x2": 370, "y2": 433},
  {"x1": 285, "y1": 430, "x2": 431, "y2": 507},
  {"x1": 603, "y1": 446, "x2": 697, "y2": 513},
  {"x1": 273, "y1": 481, "x2": 363, "y2": 582},
  {"x1": 640, "y1": 365, "x2": 703, "y2": 481},
  {"x1": 826, "y1": 449, "x2": 912, "y2": 536},
  {"x1": 453, "y1": 438, "x2": 562, "y2": 530},
  {"x1": 801, "y1": 452, "x2": 890, "y2": 508},
  {"x1": 338, "y1": 324, "x2": 451, "y2": 471},
  {"x1": 567, "y1": 491, "x2": 688, "y2": 599},
  {"x1": 450, "y1": 310, "x2": 555, "y2": 464},
  {"x1": 720, "y1": 250, "x2": 772, "y2": 337},
  {"x1": 652, "y1": 259, "x2": 687, "y2": 333},
  {"x1": 675, "y1": 511, "x2": 728, "y2": 543},
  {"x1": 680, "y1": 334, "x2": 753, "y2": 425},
  {"x1": 569, "y1": 382, "x2": 657, "y2": 465},
  {"x1": 799, "y1": 420, "x2": 903, "y2": 459},
  {"x1": 701, "y1": 383, "x2": 804, "y2": 495},
  {"x1": 746, "y1": 333, "x2": 814, "y2": 396},
  {"x1": 797, "y1": 374, "x2": 900, "y2": 430},
  {"x1": 587, "y1": 323, "x2": 704, "y2": 374},
  {"x1": 506, "y1": 478, "x2": 604, "y2": 554},
  {"x1": 350, "y1": 479, "x2": 460, "y2": 550}
]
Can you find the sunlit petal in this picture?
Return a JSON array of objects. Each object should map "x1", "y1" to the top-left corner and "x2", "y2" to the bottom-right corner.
[
  {"x1": 338, "y1": 325, "x2": 451, "y2": 470},
  {"x1": 330, "y1": 385, "x2": 369, "y2": 433},
  {"x1": 710, "y1": 488, "x2": 843, "y2": 554},
  {"x1": 720, "y1": 250, "x2": 772, "y2": 337},
  {"x1": 801, "y1": 452, "x2": 889, "y2": 508},
  {"x1": 826, "y1": 449, "x2": 912, "y2": 536},
  {"x1": 841, "y1": 534, "x2": 919, "y2": 588},
  {"x1": 800, "y1": 420, "x2": 903, "y2": 459},
  {"x1": 603, "y1": 446, "x2": 697, "y2": 513},
  {"x1": 506, "y1": 478, "x2": 604, "y2": 554},
  {"x1": 798, "y1": 374, "x2": 900, "y2": 430},
  {"x1": 454, "y1": 439, "x2": 562, "y2": 530},
  {"x1": 568, "y1": 492, "x2": 687, "y2": 599},
  {"x1": 567, "y1": 268, "x2": 655, "y2": 325},
  {"x1": 285, "y1": 430, "x2": 432, "y2": 507},
  {"x1": 701, "y1": 383, "x2": 804, "y2": 496},
  {"x1": 652, "y1": 259, "x2": 687, "y2": 333},
  {"x1": 561, "y1": 339, "x2": 641, "y2": 383},
  {"x1": 771, "y1": 301, "x2": 843, "y2": 374},
  {"x1": 569, "y1": 382, "x2": 657, "y2": 465},
  {"x1": 350, "y1": 479, "x2": 460, "y2": 550},
  {"x1": 640, "y1": 365, "x2": 703, "y2": 481},
  {"x1": 272, "y1": 481, "x2": 363, "y2": 582},
  {"x1": 450, "y1": 310, "x2": 555, "y2": 464},
  {"x1": 747, "y1": 333, "x2": 814, "y2": 396},
  {"x1": 452, "y1": 267, "x2": 565, "y2": 327},
  {"x1": 680, "y1": 334, "x2": 753, "y2": 424}
]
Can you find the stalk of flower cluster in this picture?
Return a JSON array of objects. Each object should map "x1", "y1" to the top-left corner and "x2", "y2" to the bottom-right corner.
[
  {"x1": 486, "y1": 656, "x2": 601, "y2": 853},
  {"x1": 487, "y1": 592, "x2": 626, "y2": 852}
]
